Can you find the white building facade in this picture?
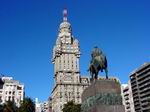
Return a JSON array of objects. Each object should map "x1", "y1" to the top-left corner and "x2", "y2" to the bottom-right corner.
[
  {"x1": 35, "y1": 98, "x2": 42, "y2": 112},
  {"x1": 51, "y1": 9, "x2": 90, "y2": 112},
  {"x1": 35, "y1": 98, "x2": 50, "y2": 112},
  {"x1": 0, "y1": 76, "x2": 24, "y2": 107},
  {"x1": 121, "y1": 81, "x2": 135, "y2": 112},
  {"x1": 130, "y1": 63, "x2": 150, "y2": 112}
]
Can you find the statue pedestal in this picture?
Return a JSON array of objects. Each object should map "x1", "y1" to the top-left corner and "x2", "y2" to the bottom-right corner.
[{"x1": 81, "y1": 78, "x2": 125, "y2": 112}]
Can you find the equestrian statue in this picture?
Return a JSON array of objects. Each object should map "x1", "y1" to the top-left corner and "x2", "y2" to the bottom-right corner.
[{"x1": 88, "y1": 46, "x2": 108, "y2": 80}]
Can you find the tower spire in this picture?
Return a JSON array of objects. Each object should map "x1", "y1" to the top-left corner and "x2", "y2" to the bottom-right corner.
[{"x1": 63, "y1": 8, "x2": 67, "y2": 21}]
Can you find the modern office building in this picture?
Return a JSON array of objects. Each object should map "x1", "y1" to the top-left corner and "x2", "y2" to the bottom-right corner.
[
  {"x1": 0, "y1": 76, "x2": 24, "y2": 107},
  {"x1": 51, "y1": 9, "x2": 90, "y2": 112},
  {"x1": 130, "y1": 62, "x2": 150, "y2": 112},
  {"x1": 121, "y1": 81, "x2": 135, "y2": 112}
]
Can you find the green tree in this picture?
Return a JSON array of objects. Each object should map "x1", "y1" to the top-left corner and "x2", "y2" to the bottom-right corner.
[
  {"x1": 0, "y1": 104, "x2": 3, "y2": 111},
  {"x1": 62, "y1": 101, "x2": 81, "y2": 112},
  {"x1": 3, "y1": 101, "x2": 18, "y2": 112},
  {"x1": 18, "y1": 97, "x2": 35, "y2": 112}
]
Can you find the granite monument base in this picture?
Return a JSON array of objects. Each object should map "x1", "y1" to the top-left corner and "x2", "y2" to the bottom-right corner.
[{"x1": 81, "y1": 78, "x2": 125, "y2": 112}]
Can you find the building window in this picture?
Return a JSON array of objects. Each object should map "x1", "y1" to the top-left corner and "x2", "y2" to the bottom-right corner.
[
  {"x1": 12, "y1": 96, "x2": 14, "y2": 101},
  {"x1": 8, "y1": 96, "x2": 11, "y2": 101},
  {"x1": 59, "y1": 58, "x2": 61, "y2": 69},
  {"x1": 60, "y1": 92, "x2": 62, "y2": 98},
  {"x1": 17, "y1": 86, "x2": 22, "y2": 90},
  {"x1": 0, "y1": 96, "x2": 2, "y2": 103}
]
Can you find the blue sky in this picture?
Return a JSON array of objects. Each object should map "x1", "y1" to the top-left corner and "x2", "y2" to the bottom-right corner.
[{"x1": 0, "y1": 0, "x2": 150, "y2": 101}]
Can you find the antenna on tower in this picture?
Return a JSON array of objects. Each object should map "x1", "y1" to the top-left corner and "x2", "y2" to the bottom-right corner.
[{"x1": 63, "y1": 7, "x2": 68, "y2": 21}]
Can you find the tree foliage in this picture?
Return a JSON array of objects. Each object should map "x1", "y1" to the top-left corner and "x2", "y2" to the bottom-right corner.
[
  {"x1": 0, "y1": 97, "x2": 35, "y2": 112},
  {"x1": 18, "y1": 97, "x2": 35, "y2": 112},
  {"x1": 62, "y1": 101, "x2": 81, "y2": 112},
  {"x1": 2, "y1": 100, "x2": 18, "y2": 112}
]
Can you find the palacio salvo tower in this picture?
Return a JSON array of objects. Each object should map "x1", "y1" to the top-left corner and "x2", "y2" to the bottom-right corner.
[{"x1": 51, "y1": 9, "x2": 90, "y2": 112}]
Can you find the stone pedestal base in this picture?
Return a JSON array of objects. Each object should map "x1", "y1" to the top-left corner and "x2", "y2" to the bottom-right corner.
[
  {"x1": 81, "y1": 78, "x2": 125, "y2": 112},
  {"x1": 86, "y1": 105, "x2": 125, "y2": 112}
]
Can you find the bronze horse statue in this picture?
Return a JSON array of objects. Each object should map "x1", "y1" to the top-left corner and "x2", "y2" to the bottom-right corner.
[{"x1": 88, "y1": 47, "x2": 108, "y2": 80}]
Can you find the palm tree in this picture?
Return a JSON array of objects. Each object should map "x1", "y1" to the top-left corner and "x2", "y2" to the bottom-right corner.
[{"x1": 18, "y1": 97, "x2": 35, "y2": 112}]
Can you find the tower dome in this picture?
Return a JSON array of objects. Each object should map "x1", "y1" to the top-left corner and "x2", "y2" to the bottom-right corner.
[
  {"x1": 59, "y1": 21, "x2": 71, "y2": 29},
  {"x1": 59, "y1": 9, "x2": 72, "y2": 33}
]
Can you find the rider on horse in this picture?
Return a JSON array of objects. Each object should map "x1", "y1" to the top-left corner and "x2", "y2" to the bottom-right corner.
[{"x1": 88, "y1": 46, "x2": 108, "y2": 80}]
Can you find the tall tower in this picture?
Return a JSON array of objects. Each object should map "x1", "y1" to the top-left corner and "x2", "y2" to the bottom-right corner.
[
  {"x1": 51, "y1": 9, "x2": 89, "y2": 112},
  {"x1": 52, "y1": 9, "x2": 80, "y2": 84}
]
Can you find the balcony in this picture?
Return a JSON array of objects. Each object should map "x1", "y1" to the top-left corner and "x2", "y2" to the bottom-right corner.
[
  {"x1": 138, "y1": 77, "x2": 150, "y2": 86},
  {"x1": 139, "y1": 82, "x2": 150, "y2": 90}
]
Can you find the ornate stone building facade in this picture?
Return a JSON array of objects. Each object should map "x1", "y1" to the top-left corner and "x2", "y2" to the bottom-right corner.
[
  {"x1": 0, "y1": 76, "x2": 24, "y2": 107},
  {"x1": 51, "y1": 9, "x2": 90, "y2": 112}
]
